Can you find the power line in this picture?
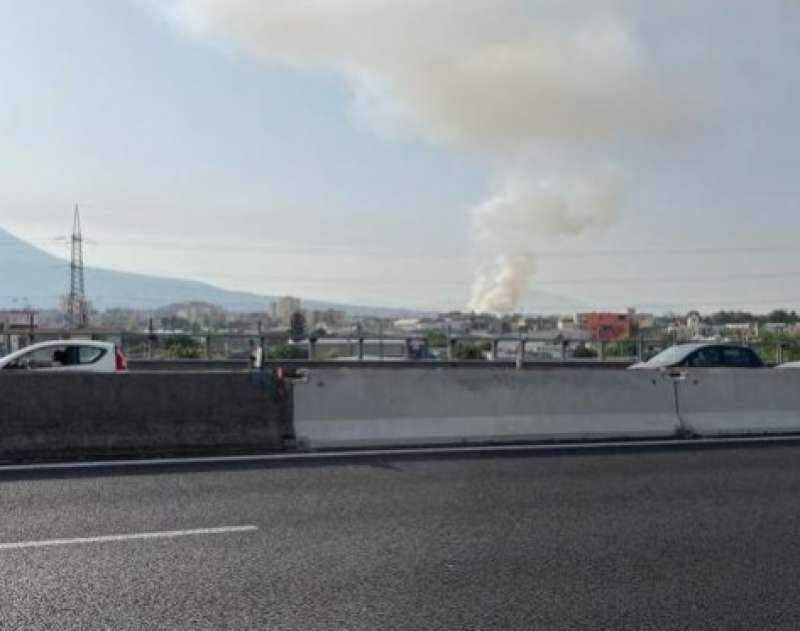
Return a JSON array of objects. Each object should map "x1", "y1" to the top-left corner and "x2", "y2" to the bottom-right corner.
[
  {"x1": 2, "y1": 292, "x2": 799, "y2": 312},
  {"x1": 27, "y1": 236, "x2": 800, "y2": 261},
  {"x1": 147, "y1": 269, "x2": 800, "y2": 287}
]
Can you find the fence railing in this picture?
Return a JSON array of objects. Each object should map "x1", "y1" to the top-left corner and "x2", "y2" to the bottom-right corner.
[{"x1": 3, "y1": 328, "x2": 796, "y2": 365}]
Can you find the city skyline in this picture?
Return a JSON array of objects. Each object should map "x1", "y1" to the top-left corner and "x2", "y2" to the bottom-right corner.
[{"x1": 1, "y1": 1, "x2": 799, "y2": 312}]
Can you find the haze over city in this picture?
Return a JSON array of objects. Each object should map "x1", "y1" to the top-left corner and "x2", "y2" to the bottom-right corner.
[{"x1": 1, "y1": 0, "x2": 799, "y2": 313}]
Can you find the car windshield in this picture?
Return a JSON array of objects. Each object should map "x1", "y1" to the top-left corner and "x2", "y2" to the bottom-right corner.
[{"x1": 643, "y1": 345, "x2": 700, "y2": 368}]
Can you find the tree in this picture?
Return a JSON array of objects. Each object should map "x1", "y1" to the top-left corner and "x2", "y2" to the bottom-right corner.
[
  {"x1": 455, "y1": 341, "x2": 490, "y2": 360},
  {"x1": 290, "y1": 311, "x2": 307, "y2": 341},
  {"x1": 425, "y1": 330, "x2": 448, "y2": 349},
  {"x1": 604, "y1": 340, "x2": 637, "y2": 357},
  {"x1": 753, "y1": 331, "x2": 800, "y2": 364},
  {"x1": 572, "y1": 344, "x2": 598, "y2": 359},
  {"x1": 267, "y1": 344, "x2": 308, "y2": 360},
  {"x1": 164, "y1": 334, "x2": 202, "y2": 359}
]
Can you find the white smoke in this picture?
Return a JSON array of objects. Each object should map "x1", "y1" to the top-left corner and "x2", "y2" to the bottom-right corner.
[
  {"x1": 470, "y1": 254, "x2": 536, "y2": 316},
  {"x1": 469, "y1": 176, "x2": 621, "y2": 314},
  {"x1": 163, "y1": 1, "x2": 697, "y2": 150},
  {"x1": 160, "y1": 0, "x2": 705, "y2": 313}
]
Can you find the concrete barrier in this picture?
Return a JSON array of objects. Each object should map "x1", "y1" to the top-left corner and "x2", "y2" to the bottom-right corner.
[
  {"x1": 294, "y1": 368, "x2": 680, "y2": 448},
  {"x1": 0, "y1": 372, "x2": 291, "y2": 461},
  {"x1": 676, "y1": 370, "x2": 800, "y2": 436}
]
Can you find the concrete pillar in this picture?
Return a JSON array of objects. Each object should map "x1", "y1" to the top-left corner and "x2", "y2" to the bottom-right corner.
[{"x1": 599, "y1": 340, "x2": 606, "y2": 361}]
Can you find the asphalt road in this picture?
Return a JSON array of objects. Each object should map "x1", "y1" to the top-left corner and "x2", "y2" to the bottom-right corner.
[{"x1": 2, "y1": 445, "x2": 800, "y2": 630}]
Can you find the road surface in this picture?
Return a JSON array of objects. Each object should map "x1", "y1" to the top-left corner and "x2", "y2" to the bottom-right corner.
[{"x1": 2, "y1": 444, "x2": 800, "y2": 629}]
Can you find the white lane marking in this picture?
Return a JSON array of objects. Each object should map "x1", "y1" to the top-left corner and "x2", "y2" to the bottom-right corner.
[
  {"x1": 0, "y1": 526, "x2": 258, "y2": 551},
  {"x1": 0, "y1": 435, "x2": 799, "y2": 473}
]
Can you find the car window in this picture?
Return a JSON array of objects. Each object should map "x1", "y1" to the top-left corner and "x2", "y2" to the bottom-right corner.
[
  {"x1": 11, "y1": 346, "x2": 70, "y2": 369},
  {"x1": 689, "y1": 347, "x2": 721, "y2": 367},
  {"x1": 77, "y1": 346, "x2": 105, "y2": 364},
  {"x1": 720, "y1": 347, "x2": 756, "y2": 367}
]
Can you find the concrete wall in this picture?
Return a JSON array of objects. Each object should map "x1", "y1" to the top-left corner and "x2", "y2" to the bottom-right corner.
[
  {"x1": 0, "y1": 372, "x2": 291, "y2": 461},
  {"x1": 294, "y1": 368, "x2": 680, "y2": 448},
  {"x1": 677, "y1": 370, "x2": 800, "y2": 436}
]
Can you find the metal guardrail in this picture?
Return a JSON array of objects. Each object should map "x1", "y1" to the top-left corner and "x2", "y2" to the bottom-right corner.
[
  {"x1": 5, "y1": 328, "x2": 659, "y2": 362},
  {"x1": 128, "y1": 358, "x2": 635, "y2": 371}
]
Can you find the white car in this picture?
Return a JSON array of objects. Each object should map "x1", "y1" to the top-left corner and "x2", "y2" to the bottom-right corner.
[{"x1": 0, "y1": 340, "x2": 127, "y2": 372}]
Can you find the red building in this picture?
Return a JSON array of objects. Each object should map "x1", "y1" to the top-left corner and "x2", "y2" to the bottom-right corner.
[{"x1": 577, "y1": 312, "x2": 639, "y2": 341}]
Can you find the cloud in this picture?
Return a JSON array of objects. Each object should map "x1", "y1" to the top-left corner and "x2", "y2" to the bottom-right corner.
[
  {"x1": 163, "y1": 0, "x2": 702, "y2": 152},
  {"x1": 161, "y1": 0, "x2": 707, "y2": 313}
]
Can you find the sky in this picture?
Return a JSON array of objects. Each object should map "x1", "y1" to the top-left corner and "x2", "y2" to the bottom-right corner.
[{"x1": 0, "y1": 0, "x2": 798, "y2": 314}]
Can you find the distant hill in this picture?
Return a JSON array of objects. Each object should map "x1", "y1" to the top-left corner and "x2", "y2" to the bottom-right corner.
[
  {"x1": 0, "y1": 228, "x2": 428, "y2": 316},
  {"x1": 0, "y1": 227, "x2": 585, "y2": 316}
]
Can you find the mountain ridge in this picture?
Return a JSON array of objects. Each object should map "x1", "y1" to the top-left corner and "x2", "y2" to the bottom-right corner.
[
  {"x1": 0, "y1": 227, "x2": 584, "y2": 316},
  {"x1": 0, "y1": 228, "x2": 430, "y2": 316}
]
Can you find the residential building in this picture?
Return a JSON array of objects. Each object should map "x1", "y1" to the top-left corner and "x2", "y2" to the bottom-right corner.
[
  {"x1": 577, "y1": 311, "x2": 639, "y2": 341},
  {"x1": 272, "y1": 296, "x2": 302, "y2": 324},
  {"x1": 393, "y1": 318, "x2": 423, "y2": 333},
  {"x1": 0, "y1": 309, "x2": 38, "y2": 331},
  {"x1": 308, "y1": 309, "x2": 345, "y2": 327}
]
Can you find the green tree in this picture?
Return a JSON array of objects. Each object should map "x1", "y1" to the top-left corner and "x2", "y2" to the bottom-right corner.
[
  {"x1": 164, "y1": 335, "x2": 202, "y2": 359},
  {"x1": 604, "y1": 340, "x2": 637, "y2": 357},
  {"x1": 572, "y1": 344, "x2": 598, "y2": 359},
  {"x1": 455, "y1": 341, "x2": 490, "y2": 360},
  {"x1": 267, "y1": 344, "x2": 308, "y2": 360},
  {"x1": 425, "y1": 330, "x2": 448, "y2": 349},
  {"x1": 753, "y1": 331, "x2": 800, "y2": 364}
]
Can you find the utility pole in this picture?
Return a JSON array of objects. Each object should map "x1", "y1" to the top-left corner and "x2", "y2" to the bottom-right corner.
[{"x1": 65, "y1": 204, "x2": 88, "y2": 330}]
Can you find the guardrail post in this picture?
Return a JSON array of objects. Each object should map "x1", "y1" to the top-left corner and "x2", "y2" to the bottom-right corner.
[
  {"x1": 308, "y1": 338, "x2": 316, "y2": 361},
  {"x1": 405, "y1": 338, "x2": 412, "y2": 360},
  {"x1": 358, "y1": 337, "x2": 364, "y2": 361},
  {"x1": 491, "y1": 338, "x2": 499, "y2": 361},
  {"x1": 205, "y1": 335, "x2": 212, "y2": 359},
  {"x1": 147, "y1": 317, "x2": 155, "y2": 359},
  {"x1": 599, "y1": 340, "x2": 606, "y2": 361}
]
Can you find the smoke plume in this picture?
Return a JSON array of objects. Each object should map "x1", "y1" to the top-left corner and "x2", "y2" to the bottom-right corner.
[
  {"x1": 162, "y1": 0, "x2": 704, "y2": 312},
  {"x1": 469, "y1": 176, "x2": 620, "y2": 313}
]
